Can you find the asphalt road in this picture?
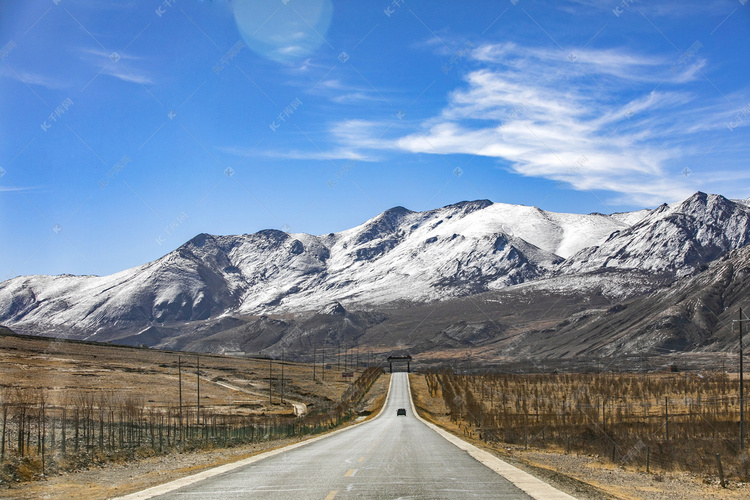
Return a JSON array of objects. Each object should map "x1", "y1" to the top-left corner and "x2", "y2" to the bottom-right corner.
[{"x1": 152, "y1": 373, "x2": 537, "y2": 499}]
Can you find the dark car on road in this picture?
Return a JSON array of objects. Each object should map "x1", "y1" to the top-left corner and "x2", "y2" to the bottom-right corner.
[{"x1": 397, "y1": 408, "x2": 406, "y2": 416}]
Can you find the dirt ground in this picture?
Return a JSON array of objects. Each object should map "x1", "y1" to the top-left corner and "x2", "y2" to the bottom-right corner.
[
  {"x1": 408, "y1": 373, "x2": 749, "y2": 500},
  {"x1": 2, "y1": 373, "x2": 391, "y2": 500}
]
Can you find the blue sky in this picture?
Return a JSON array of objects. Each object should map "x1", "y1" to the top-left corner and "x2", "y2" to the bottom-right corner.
[{"x1": 1, "y1": 0, "x2": 749, "y2": 278}]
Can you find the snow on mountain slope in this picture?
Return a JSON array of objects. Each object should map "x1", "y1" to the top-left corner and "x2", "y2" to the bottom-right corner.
[
  {"x1": 225, "y1": 201, "x2": 564, "y2": 313},
  {"x1": 0, "y1": 237, "x2": 244, "y2": 338},
  {"x1": 381, "y1": 200, "x2": 641, "y2": 259},
  {"x1": 561, "y1": 193, "x2": 750, "y2": 277},
  {"x1": 608, "y1": 209, "x2": 651, "y2": 226},
  {"x1": 2, "y1": 193, "x2": 736, "y2": 340},
  {"x1": 235, "y1": 199, "x2": 643, "y2": 312}
]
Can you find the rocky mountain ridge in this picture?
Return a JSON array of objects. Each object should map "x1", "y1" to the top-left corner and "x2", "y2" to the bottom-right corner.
[{"x1": 0, "y1": 191, "x2": 748, "y2": 361}]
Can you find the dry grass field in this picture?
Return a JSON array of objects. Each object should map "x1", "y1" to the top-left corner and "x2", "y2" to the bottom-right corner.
[
  {"x1": 0, "y1": 328, "x2": 384, "y2": 488},
  {"x1": 2, "y1": 374, "x2": 392, "y2": 500},
  {"x1": 0, "y1": 329, "x2": 363, "y2": 416},
  {"x1": 410, "y1": 371, "x2": 750, "y2": 500}
]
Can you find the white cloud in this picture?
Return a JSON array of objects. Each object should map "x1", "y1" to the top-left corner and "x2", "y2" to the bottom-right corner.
[
  {"x1": 78, "y1": 46, "x2": 154, "y2": 86},
  {"x1": 218, "y1": 143, "x2": 377, "y2": 162},
  {"x1": 326, "y1": 42, "x2": 745, "y2": 206},
  {"x1": 307, "y1": 78, "x2": 388, "y2": 104},
  {"x1": 472, "y1": 42, "x2": 695, "y2": 84},
  {"x1": 278, "y1": 45, "x2": 305, "y2": 56},
  {"x1": 561, "y1": 0, "x2": 732, "y2": 18},
  {"x1": 0, "y1": 66, "x2": 68, "y2": 89},
  {"x1": 264, "y1": 148, "x2": 377, "y2": 162},
  {"x1": 78, "y1": 47, "x2": 141, "y2": 61},
  {"x1": 102, "y1": 66, "x2": 153, "y2": 85}
]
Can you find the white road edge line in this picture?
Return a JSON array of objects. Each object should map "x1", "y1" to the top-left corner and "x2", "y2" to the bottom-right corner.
[
  {"x1": 405, "y1": 373, "x2": 578, "y2": 500},
  {"x1": 114, "y1": 374, "x2": 395, "y2": 500}
]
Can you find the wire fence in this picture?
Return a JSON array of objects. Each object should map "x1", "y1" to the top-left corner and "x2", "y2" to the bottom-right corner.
[
  {"x1": 0, "y1": 367, "x2": 383, "y2": 483},
  {"x1": 426, "y1": 369, "x2": 750, "y2": 482}
]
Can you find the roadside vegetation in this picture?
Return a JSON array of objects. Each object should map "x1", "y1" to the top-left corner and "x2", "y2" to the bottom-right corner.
[
  {"x1": 0, "y1": 332, "x2": 383, "y2": 487},
  {"x1": 418, "y1": 368, "x2": 750, "y2": 485}
]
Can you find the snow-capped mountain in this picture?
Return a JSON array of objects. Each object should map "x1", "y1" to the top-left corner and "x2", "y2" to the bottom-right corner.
[
  {"x1": 0, "y1": 192, "x2": 747, "y2": 346},
  {"x1": 560, "y1": 192, "x2": 750, "y2": 277},
  {"x1": 522, "y1": 243, "x2": 750, "y2": 358}
]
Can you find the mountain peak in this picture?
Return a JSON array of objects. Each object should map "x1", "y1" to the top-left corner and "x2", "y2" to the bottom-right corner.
[
  {"x1": 679, "y1": 191, "x2": 732, "y2": 208},
  {"x1": 562, "y1": 191, "x2": 750, "y2": 278},
  {"x1": 355, "y1": 206, "x2": 414, "y2": 246},
  {"x1": 318, "y1": 301, "x2": 347, "y2": 316},
  {"x1": 674, "y1": 192, "x2": 742, "y2": 219},
  {"x1": 185, "y1": 233, "x2": 214, "y2": 248},
  {"x1": 444, "y1": 199, "x2": 493, "y2": 211},
  {"x1": 381, "y1": 206, "x2": 414, "y2": 218}
]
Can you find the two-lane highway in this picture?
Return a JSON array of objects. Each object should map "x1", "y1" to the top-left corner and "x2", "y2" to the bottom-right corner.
[{"x1": 139, "y1": 373, "x2": 571, "y2": 499}]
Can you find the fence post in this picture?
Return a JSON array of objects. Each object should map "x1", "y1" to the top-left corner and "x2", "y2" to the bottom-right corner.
[
  {"x1": 665, "y1": 397, "x2": 669, "y2": 443},
  {"x1": 715, "y1": 453, "x2": 726, "y2": 488},
  {"x1": 61, "y1": 408, "x2": 67, "y2": 455}
]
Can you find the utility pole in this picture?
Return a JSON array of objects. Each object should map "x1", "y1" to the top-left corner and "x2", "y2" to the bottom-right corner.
[
  {"x1": 741, "y1": 307, "x2": 745, "y2": 450},
  {"x1": 322, "y1": 348, "x2": 325, "y2": 382},
  {"x1": 337, "y1": 345, "x2": 340, "y2": 370},
  {"x1": 665, "y1": 396, "x2": 669, "y2": 443},
  {"x1": 178, "y1": 356, "x2": 182, "y2": 438},
  {"x1": 356, "y1": 347, "x2": 359, "y2": 370},
  {"x1": 313, "y1": 346, "x2": 316, "y2": 381},
  {"x1": 269, "y1": 357, "x2": 273, "y2": 405},
  {"x1": 733, "y1": 308, "x2": 750, "y2": 451},
  {"x1": 281, "y1": 349, "x2": 285, "y2": 404},
  {"x1": 196, "y1": 355, "x2": 200, "y2": 426}
]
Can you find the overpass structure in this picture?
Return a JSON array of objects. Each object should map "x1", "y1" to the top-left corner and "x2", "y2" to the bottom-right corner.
[{"x1": 387, "y1": 355, "x2": 412, "y2": 373}]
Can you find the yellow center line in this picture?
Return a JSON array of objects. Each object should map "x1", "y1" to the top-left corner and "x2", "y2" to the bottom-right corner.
[
  {"x1": 324, "y1": 491, "x2": 338, "y2": 500},
  {"x1": 358, "y1": 456, "x2": 365, "y2": 462},
  {"x1": 344, "y1": 468, "x2": 356, "y2": 477}
]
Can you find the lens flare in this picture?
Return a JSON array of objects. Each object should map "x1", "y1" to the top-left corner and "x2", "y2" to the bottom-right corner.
[{"x1": 233, "y1": 0, "x2": 333, "y2": 63}]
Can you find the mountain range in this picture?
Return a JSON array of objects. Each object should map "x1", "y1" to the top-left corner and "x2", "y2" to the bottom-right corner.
[{"x1": 1, "y1": 191, "x2": 749, "y2": 366}]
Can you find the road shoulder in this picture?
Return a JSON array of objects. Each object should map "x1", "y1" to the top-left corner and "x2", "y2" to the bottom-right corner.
[{"x1": 407, "y1": 372, "x2": 577, "y2": 500}]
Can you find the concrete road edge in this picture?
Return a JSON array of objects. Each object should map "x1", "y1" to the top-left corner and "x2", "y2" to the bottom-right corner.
[
  {"x1": 405, "y1": 373, "x2": 578, "y2": 500},
  {"x1": 114, "y1": 373, "x2": 395, "y2": 500}
]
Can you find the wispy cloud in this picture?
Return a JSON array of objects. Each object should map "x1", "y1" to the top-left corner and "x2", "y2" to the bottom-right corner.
[
  {"x1": 264, "y1": 148, "x2": 377, "y2": 162},
  {"x1": 324, "y1": 42, "x2": 747, "y2": 205},
  {"x1": 562, "y1": 0, "x2": 733, "y2": 17},
  {"x1": 0, "y1": 66, "x2": 68, "y2": 89},
  {"x1": 471, "y1": 42, "x2": 693, "y2": 84},
  {"x1": 308, "y1": 78, "x2": 386, "y2": 104},
  {"x1": 1, "y1": 47, "x2": 152, "y2": 90},
  {"x1": 78, "y1": 46, "x2": 154, "y2": 86},
  {"x1": 219, "y1": 144, "x2": 377, "y2": 162},
  {"x1": 101, "y1": 66, "x2": 153, "y2": 85},
  {"x1": 78, "y1": 47, "x2": 141, "y2": 60}
]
